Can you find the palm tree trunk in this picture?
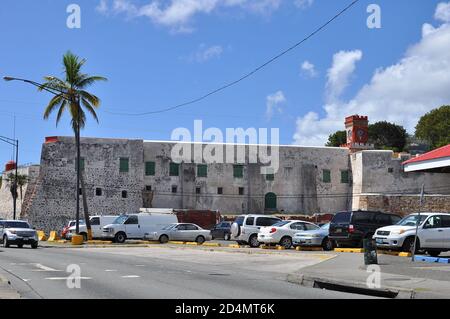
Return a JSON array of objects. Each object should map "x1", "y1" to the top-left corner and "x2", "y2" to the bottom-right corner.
[{"x1": 80, "y1": 173, "x2": 92, "y2": 240}]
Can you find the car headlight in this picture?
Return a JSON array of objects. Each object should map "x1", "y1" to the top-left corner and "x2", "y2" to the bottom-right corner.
[
  {"x1": 391, "y1": 229, "x2": 406, "y2": 235},
  {"x1": 9, "y1": 230, "x2": 16, "y2": 234}
]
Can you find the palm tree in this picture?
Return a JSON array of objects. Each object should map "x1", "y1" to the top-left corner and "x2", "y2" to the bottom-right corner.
[
  {"x1": 5, "y1": 172, "x2": 28, "y2": 202},
  {"x1": 40, "y1": 51, "x2": 107, "y2": 240}
]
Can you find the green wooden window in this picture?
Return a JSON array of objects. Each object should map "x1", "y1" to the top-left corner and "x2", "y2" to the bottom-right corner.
[
  {"x1": 76, "y1": 157, "x2": 85, "y2": 171},
  {"x1": 323, "y1": 169, "x2": 331, "y2": 183},
  {"x1": 197, "y1": 164, "x2": 207, "y2": 177},
  {"x1": 169, "y1": 162, "x2": 180, "y2": 176},
  {"x1": 265, "y1": 174, "x2": 274, "y2": 181},
  {"x1": 341, "y1": 170, "x2": 349, "y2": 184},
  {"x1": 233, "y1": 165, "x2": 243, "y2": 178},
  {"x1": 145, "y1": 161, "x2": 155, "y2": 176},
  {"x1": 119, "y1": 158, "x2": 129, "y2": 173}
]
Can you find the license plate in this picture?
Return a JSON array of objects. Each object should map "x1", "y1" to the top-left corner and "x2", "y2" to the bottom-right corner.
[{"x1": 335, "y1": 229, "x2": 342, "y2": 233}]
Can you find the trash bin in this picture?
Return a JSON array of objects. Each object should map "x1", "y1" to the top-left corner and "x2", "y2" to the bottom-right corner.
[{"x1": 363, "y1": 238, "x2": 378, "y2": 265}]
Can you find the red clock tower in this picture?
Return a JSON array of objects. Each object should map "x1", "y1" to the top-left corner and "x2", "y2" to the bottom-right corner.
[{"x1": 342, "y1": 115, "x2": 374, "y2": 152}]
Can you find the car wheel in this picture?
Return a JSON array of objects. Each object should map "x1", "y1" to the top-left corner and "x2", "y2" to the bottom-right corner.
[
  {"x1": 428, "y1": 250, "x2": 441, "y2": 257},
  {"x1": 224, "y1": 233, "x2": 230, "y2": 241},
  {"x1": 248, "y1": 234, "x2": 260, "y2": 248},
  {"x1": 31, "y1": 243, "x2": 38, "y2": 249},
  {"x1": 3, "y1": 236, "x2": 9, "y2": 248},
  {"x1": 402, "y1": 237, "x2": 419, "y2": 253},
  {"x1": 322, "y1": 237, "x2": 334, "y2": 251},
  {"x1": 230, "y1": 223, "x2": 241, "y2": 238},
  {"x1": 17, "y1": 244, "x2": 24, "y2": 248},
  {"x1": 114, "y1": 232, "x2": 127, "y2": 244},
  {"x1": 196, "y1": 236, "x2": 205, "y2": 245},
  {"x1": 159, "y1": 235, "x2": 169, "y2": 244},
  {"x1": 279, "y1": 236, "x2": 292, "y2": 249}
]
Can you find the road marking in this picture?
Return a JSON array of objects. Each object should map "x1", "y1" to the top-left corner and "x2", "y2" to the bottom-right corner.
[
  {"x1": 33, "y1": 264, "x2": 61, "y2": 272},
  {"x1": 121, "y1": 275, "x2": 140, "y2": 278},
  {"x1": 135, "y1": 265, "x2": 145, "y2": 267},
  {"x1": 22, "y1": 279, "x2": 30, "y2": 282},
  {"x1": 105, "y1": 269, "x2": 117, "y2": 272},
  {"x1": 45, "y1": 277, "x2": 92, "y2": 280}
]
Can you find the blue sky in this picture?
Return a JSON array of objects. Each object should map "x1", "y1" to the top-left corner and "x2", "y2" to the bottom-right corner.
[{"x1": 1, "y1": 0, "x2": 450, "y2": 166}]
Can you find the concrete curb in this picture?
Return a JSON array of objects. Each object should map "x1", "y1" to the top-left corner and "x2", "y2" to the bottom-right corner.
[
  {"x1": 286, "y1": 273, "x2": 415, "y2": 299},
  {"x1": 0, "y1": 273, "x2": 21, "y2": 299}
]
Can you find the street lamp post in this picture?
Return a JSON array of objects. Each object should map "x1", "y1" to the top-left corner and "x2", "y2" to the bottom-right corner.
[
  {"x1": 0, "y1": 135, "x2": 19, "y2": 219},
  {"x1": 3, "y1": 76, "x2": 81, "y2": 232}
]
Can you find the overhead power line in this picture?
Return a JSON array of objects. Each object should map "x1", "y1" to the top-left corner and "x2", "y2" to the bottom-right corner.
[{"x1": 104, "y1": 0, "x2": 361, "y2": 117}]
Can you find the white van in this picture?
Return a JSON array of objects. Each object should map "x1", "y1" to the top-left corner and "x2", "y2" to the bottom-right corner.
[
  {"x1": 68, "y1": 215, "x2": 117, "y2": 240},
  {"x1": 102, "y1": 213, "x2": 178, "y2": 243}
]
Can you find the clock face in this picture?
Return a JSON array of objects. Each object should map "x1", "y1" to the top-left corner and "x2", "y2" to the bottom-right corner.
[{"x1": 356, "y1": 128, "x2": 367, "y2": 141}]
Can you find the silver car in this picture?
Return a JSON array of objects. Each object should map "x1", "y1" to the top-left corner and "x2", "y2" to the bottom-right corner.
[
  {"x1": 0, "y1": 220, "x2": 38, "y2": 249},
  {"x1": 146, "y1": 223, "x2": 212, "y2": 244},
  {"x1": 293, "y1": 223, "x2": 335, "y2": 251}
]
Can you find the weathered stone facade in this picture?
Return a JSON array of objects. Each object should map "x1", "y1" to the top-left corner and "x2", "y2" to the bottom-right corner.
[{"x1": 1, "y1": 136, "x2": 449, "y2": 232}]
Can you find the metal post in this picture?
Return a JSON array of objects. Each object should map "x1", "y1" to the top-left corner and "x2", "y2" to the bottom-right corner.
[
  {"x1": 411, "y1": 184, "x2": 425, "y2": 262},
  {"x1": 13, "y1": 140, "x2": 18, "y2": 220},
  {"x1": 75, "y1": 98, "x2": 81, "y2": 235}
]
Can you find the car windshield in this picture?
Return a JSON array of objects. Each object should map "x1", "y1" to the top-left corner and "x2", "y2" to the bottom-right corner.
[
  {"x1": 320, "y1": 223, "x2": 330, "y2": 230},
  {"x1": 112, "y1": 215, "x2": 128, "y2": 224},
  {"x1": 162, "y1": 224, "x2": 177, "y2": 230},
  {"x1": 396, "y1": 215, "x2": 428, "y2": 226},
  {"x1": 272, "y1": 221, "x2": 290, "y2": 227},
  {"x1": 69, "y1": 220, "x2": 85, "y2": 227},
  {"x1": 332, "y1": 212, "x2": 352, "y2": 223},
  {"x1": 235, "y1": 216, "x2": 245, "y2": 226},
  {"x1": 4, "y1": 221, "x2": 30, "y2": 229}
]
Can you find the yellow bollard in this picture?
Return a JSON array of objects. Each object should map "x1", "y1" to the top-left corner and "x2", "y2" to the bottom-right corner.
[
  {"x1": 47, "y1": 231, "x2": 60, "y2": 242},
  {"x1": 37, "y1": 231, "x2": 47, "y2": 241},
  {"x1": 71, "y1": 235, "x2": 84, "y2": 245}
]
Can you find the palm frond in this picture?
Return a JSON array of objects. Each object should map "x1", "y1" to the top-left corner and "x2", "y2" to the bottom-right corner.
[
  {"x1": 77, "y1": 75, "x2": 107, "y2": 88},
  {"x1": 43, "y1": 95, "x2": 64, "y2": 119},
  {"x1": 81, "y1": 98, "x2": 99, "y2": 123},
  {"x1": 55, "y1": 100, "x2": 68, "y2": 126},
  {"x1": 79, "y1": 90, "x2": 101, "y2": 107}
]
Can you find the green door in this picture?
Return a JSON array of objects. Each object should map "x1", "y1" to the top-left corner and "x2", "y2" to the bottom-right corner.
[{"x1": 265, "y1": 193, "x2": 277, "y2": 210}]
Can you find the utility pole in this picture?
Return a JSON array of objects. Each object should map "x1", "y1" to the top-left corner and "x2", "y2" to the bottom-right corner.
[
  {"x1": 0, "y1": 136, "x2": 19, "y2": 220},
  {"x1": 411, "y1": 184, "x2": 425, "y2": 262}
]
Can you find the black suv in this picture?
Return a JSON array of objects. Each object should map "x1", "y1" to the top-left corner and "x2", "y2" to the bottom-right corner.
[{"x1": 329, "y1": 210, "x2": 401, "y2": 248}]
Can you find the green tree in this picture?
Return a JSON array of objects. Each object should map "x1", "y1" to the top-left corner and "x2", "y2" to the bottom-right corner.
[
  {"x1": 5, "y1": 173, "x2": 28, "y2": 202},
  {"x1": 40, "y1": 51, "x2": 107, "y2": 240},
  {"x1": 415, "y1": 105, "x2": 450, "y2": 149},
  {"x1": 368, "y1": 121, "x2": 407, "y2": 152},
  {"x1": 326, "y1": 130, "x2": 346, "y2": 147}
]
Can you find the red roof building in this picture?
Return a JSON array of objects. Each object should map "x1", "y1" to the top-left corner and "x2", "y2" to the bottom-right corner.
[{"x1": 403, "y1": 144, "x2": 450, "y2": 173}]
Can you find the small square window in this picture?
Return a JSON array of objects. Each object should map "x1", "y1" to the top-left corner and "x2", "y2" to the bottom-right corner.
[
  {"x1": 388, "y1": 168, "x2": 394, "y2": 173},
  {"x1": 145, "y1": 185, "x2": 152, "y2": 191},
  {"x1": 197, "y1": 164, "x2": 207, "y2": 177},
  {"x1": 95, "y1": 188, "x2": 102, "y2": 196},
  {"x1": 78, "y1": 188, "x2": 83, "y2": 195},
  {"x1": 170, "y1": 162, "x2": 180, "y2": 176},
  {"x1": 196, "y1": 187, "x2": 201, "y2": 194},
  {"x1": 323, "y1": 169, "x2": 331, "y2": 183},
  {"x1": 341, "y1": 170, "x2": 350, "y2": 184},
  {"x1": 172, "y1": 186, "x2": 178, "y2": 193},
  {"x1": 233, "y1": 165, "x2": 243, "y2": 178},
  {"x1": 121, "y1": 190, "x2": 128, "y2": 198},
  {"x1": 120, "y1": 158, "x2": 129, "y2": 173},
  {"x1": 145, "y1": 161, "x2": 155, "y2": 176},
  {"x1": 238, "y1": 187, "x2": 244, "y2": 195},
  {"x1": 265, "y1": 174, "x2": 274, "y2": 181},
  {"x1": 217, "y1": 187, "x2": 223, "y2": 195}
]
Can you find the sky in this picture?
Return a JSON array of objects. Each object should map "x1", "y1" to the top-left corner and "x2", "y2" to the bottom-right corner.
[{"x1": 0, "y1": 0, "x2": 449, "y2": 166}]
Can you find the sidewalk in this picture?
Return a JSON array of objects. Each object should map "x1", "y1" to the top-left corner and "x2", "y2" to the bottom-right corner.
[
  {"x1": 287, "y1": 252, "x2": 450, "y2": 299},
  {"x1": 0, "y1": 271, "x2": 20, "y2": 299}
]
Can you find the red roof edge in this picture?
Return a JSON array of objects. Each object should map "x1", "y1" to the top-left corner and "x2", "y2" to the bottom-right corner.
[{"x1": 402, "y1": 144, "x2": 450, "y2": 165}]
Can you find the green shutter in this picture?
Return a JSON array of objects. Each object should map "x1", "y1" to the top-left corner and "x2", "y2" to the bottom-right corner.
[
  {"x1": 265, "y1": 174, "x2": 274, "y2": 181},
  {"x1": 170, "y1": 162, "x2": 180, "y2": 176},
  {"x1": 233, "y1": 165, "x2": 243, "y2": 178},
  {"x1": 323, "y1": 169, "x2": 331, "y2": 183},
  {"x1": 197, "y1": 164, "x2": 207, "y2": 177},
  {"x1": 120, "y1": 158, "x2": 129, "y2": 173},
  {"x1": 76, "y1": 158, "x2": 85, "y2": 171},
  {"x1": 145, "y1": 161, "x2": 155, "y2": 176},
  {"x1": 341, "y1": 170, "x2": 349, "y2": 183}
]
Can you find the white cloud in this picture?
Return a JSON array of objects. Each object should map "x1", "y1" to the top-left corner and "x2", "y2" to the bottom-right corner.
[
  {"x1": 266, "y1": 91, "x2": 286, "y2": 120},
  {"x1": 98, "y1": 0, "x2": 282, "y2": 32},
  {"x1": 301, "y1": 60, "x2": 317, "y2": 77},
  {"x1": 189, "y1": 44, "x2": 224, "y2": 62},
  {"x1": 435, "y1": 1, "x2": 450, "y2": 22},
  {"x1": 294, "y1": 0, "x2": 313, "y2": 9},
  {"x1": 293, "y1": 6, "x2": 450, "y2": 146}
]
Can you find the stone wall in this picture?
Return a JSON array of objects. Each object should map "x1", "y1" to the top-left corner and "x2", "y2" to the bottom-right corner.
[{"x1": 357, "y1": 194, "x2": 450, "y2": 216}]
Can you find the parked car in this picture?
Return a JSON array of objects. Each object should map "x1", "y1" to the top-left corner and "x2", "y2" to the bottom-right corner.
[
  {"x1": 258, "y1": 220, "x2": 319, "y2": 249},
  {"x1": 102, "y1": 213, "x2": 177, "y2": 243},
  {"x1": 211, "y1": 221, "x2": 232, "y2": 240},
  {"x1": 230, "y1": 215, "x2": 282, "y2": 248},
  {"x1": 68, "y1": 215, "x2": 117, "y2": 240},
  {"x1": 62, "y1": 219, "x2": 85, "y2": 239},
  {"x1": 293, "y1": 223, "x2": 335, "y2": 251},
  {"x1": 329, "y1": 210, "x2": 402, "y2": 248},
  {"x1": 146, "y1": 223, "x2": 212, "y2": 244},
  {"x1": 0, "y1": 220, "x2": 38, "y2": 249},
  {"x1": 373, "y1": 212, "x2": 450, "y2": 256}
]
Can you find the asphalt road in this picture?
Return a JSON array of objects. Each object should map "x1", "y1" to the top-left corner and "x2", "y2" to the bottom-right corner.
[{"x1": 0, "y1": 245, "x2": 369, "y2": 299}]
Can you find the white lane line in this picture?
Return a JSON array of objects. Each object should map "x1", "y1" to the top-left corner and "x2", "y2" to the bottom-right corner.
[
  {"x1": 45, "y1": 277, "x2": 92, "y2": 280},
  {"x1": 121, "y1": 275, "x2": 140, "y2": 278},
  {"x1": 135, "y1": 265, "x2": 145, "y2": 267},
  {"x1": 104, "y1": 269, "x2": 117, "y2": 272},
  {"x1": 33, "y1": 264, "x2": 61, "y2": 272},
  {"x1": 23, "y1": 279, "x2": 30, "y2": 282}
]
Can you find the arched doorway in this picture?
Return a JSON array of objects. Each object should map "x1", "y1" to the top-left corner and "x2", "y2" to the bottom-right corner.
[{"x1": 265, "y1": 192, "x2": 277, "y2": 210}]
